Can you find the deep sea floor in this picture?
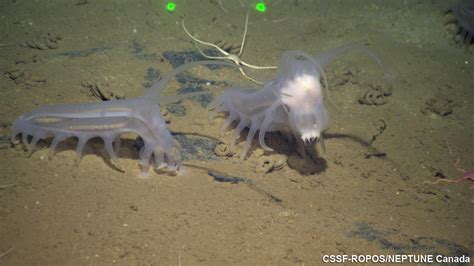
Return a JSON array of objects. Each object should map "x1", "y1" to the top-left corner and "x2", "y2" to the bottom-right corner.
[{"x1": 0, "y1": 0, "x2": 472, "y2": 264}]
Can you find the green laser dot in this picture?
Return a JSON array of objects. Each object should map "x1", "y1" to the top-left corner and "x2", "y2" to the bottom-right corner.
[
  {"x1": 255, "y1": 2, "x2": 266, "y2": 12},
  {"x1": 166, "y1": 2, "x2": 176, "y2": 12}
]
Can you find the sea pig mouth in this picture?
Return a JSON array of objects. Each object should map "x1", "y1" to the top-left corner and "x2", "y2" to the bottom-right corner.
[
  {"x1": 300, "y1": 130, "x2": 320, "y2": 143},
  {"x1": 289, "y1": 111, "x2": 321, "y2": 143}
]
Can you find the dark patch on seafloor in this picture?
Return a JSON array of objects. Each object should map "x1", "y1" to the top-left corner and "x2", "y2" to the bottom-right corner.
[
  {"x1": 133, "y1": 133, "x2": 219, "y2": 161},
  {"x1": 349, "y1": 222, "x2": 473, "y2": 261},
  {"x1": 207, "y1": 171, "x2": 283, "y2": 204},
  {"x1": 143, "y1": 67, "x2": 161, "y2": 89},
  {"x1": 172, "y1": 133, "x2": 219, "y2": 161},
  {"x1": 162, "y1": 49, "x2": 224, "y2": 69},
  {"x1": 165, "y1": 82, "x2": 217, "y2": 116},
  {"x1": 143, "y1": 66, "x2": 214, "y2": 115},
  {"x1": 130, "y1": 41, "x2": 158, "y2": 61},
  {"x1": 156, "y1": 50, "x2": 231, "y2": 116},
  {"x1": 55, "y1": 47, "x2": 110, "y2": 58},
  {"x1": 208, "y1": 170, "x2": 254, "y2": 185}
]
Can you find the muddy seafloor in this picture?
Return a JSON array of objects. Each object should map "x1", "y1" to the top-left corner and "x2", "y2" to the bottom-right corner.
[{"x1": 0, "y1": 0, "x2": 473, "y2": 265}]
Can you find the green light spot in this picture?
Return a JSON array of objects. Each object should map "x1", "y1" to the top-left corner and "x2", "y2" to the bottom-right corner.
[
  {"x1": 166, "y1": 2, "x2": 176, "y2": 12},
  {"x1": 255, "y1": 2, "x2": 266, "y2": 13}
]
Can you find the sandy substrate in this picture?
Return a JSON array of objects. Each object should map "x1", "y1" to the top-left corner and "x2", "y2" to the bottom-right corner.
[{"x1": 0, "y1": 0, "x2": 473, "y2": 264}]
